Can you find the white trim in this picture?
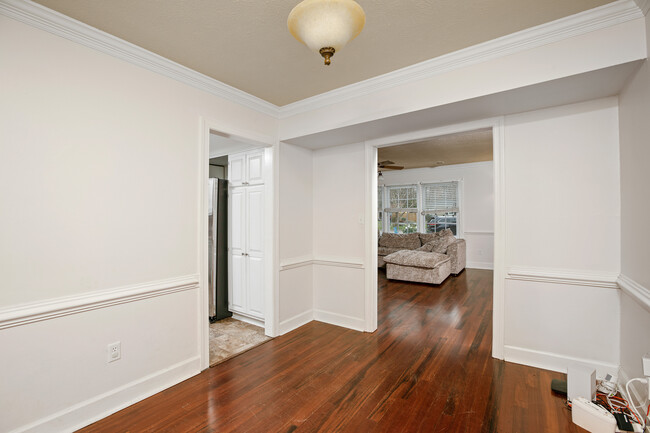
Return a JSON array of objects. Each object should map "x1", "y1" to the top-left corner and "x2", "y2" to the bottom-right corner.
[
  {"x1": 0, "y1": 275, "x2": 199, "y2": 330},
  {"x1": 491, "y1": 117, "x2": 506, "y2": 361},
  {"x1": 503, "y1": 345, "x2": 619, "y2": 378},
  {"x1": 313, "y1": 309, "x2": 366, "y2": 332},
  {"x1": 634, "y1": 0, "x2": 650, "y2": 15},
  {"x1": 617, "y1": 274, "x2": 650, "y2": 313},
  {"x1": 464, "y1": 230, "x2": 495, "y2": 235},
  {"x1": 0, "y1": 0, "x2": 277, "y2": 117},
  {"x1": 312, "y1": 257, "x2": 365, "y2": 269},
  {"x1": 279, "y1": 256, "x2": 364, "y2": 270},
  {"x1": 231, "y1": 312, "x2": 265, "y2": 328},
  {"x1": 467, "y1": 261, "x2": 494, "y2": 270},
  {"x1": 278, "y1": 310, "x2": 314, "y2": 335},
  {"x1": 278, "y1": 0, "x2": 643, "y2": 118},
  {"x1": 365, "y1": 142, "x2": 378, "y2": 332},
  {"x1": 507, "y1": 266, "x2": 620, "y2": 289},
  {"x1": 279, "y1": 255, "x2": 314, "y2": 271},
  {"x1": 13, "y1": 356, "x2": 200, "y2": 433}
]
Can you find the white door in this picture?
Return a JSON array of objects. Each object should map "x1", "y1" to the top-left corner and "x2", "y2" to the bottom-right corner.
[
  {"x1": 229, "y1": 187, "x2": 246, "y2": 312},
  {"x1": 228, "y1": 153, "x2": 245, "y2": 186},
  {"x1": 246, "y1": 185, "x2": 265, "y2": 318},
  {"x1": 246, "y1": 151, "x2": 264, "y2": 185}
]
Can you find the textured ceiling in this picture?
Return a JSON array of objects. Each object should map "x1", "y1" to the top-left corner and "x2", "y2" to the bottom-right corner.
[
  {"x1": 32, "y1": 0, "x2": 614, "y2": 106},
  {"x1": 378, "y1": 128, "x2": 493, "y2": 170}
]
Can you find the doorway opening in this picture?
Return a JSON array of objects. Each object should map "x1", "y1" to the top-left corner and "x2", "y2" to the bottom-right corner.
[
  {"x1": 202, "y1": 128, "x2": 275, "y2": 368},
  {"x1": 366, "y1": 118, "x2": 505, "y2": 358}
]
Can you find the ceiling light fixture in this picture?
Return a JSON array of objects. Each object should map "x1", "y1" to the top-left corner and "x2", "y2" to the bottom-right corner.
[{"x1": 288, "y1": 0, "x2": 366, "y2": 66}]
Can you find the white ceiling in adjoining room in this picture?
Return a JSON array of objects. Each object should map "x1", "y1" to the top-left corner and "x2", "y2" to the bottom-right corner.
[{"x1": 31, "y1": 0, "x2": 615, "y2": 106}]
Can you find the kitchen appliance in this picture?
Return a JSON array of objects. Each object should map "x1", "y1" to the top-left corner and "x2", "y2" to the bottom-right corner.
[{"x1": 208, "y1": 178, "x2": 231, "y2": 322}]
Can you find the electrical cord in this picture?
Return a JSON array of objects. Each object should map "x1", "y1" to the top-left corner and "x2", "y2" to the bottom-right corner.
[{"x1": 625, "y1": 378, "x2": 648, "y2": 430}]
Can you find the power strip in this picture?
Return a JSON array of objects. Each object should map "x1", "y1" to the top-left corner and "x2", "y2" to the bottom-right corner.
[{"x1": 572, "y1": 397, "x2": 616, "y2": 433}]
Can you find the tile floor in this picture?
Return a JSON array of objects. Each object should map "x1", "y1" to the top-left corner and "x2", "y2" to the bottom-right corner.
[{"x1": 209, "y1": 318, "x2": 271, "y2": 366}]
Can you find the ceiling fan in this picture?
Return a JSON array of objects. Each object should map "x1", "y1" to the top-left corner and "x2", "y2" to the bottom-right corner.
[{"x1": 378, "y1": 160, "x2": 404, "y2": 171}]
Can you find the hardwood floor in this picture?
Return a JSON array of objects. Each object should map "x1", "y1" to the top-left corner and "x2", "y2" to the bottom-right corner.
[{"x1": 79, "y1": 269, "x2": 586, "y2": 432}]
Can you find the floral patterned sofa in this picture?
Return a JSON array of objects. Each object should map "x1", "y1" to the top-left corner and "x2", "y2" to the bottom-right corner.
[{"x1": 378, "y1": 230, "x2": 466, "y2": 277}]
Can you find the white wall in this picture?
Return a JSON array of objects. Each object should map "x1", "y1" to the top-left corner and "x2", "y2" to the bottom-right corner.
[
  {"x1": 277, "y1": 142, "x2": 314, "y2": 333},
  {"x1": 618, "y1": 10, "x2": 650, "y2": 397},
  {"x1": 0, "y1": 14, "x2": 277, "y2": 433},
  {"x1": 312, "y1": 143, "x2": 368, "y2": 331},
  {"x1": 503, "y1": 97, "x2": 621, "y2": 376},
  {"x1": 379, "y1": 162, "x2": 494, "y2": 269}
]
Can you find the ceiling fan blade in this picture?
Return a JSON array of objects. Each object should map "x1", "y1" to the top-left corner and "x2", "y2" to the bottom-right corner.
[
  {"x1": 382, "y1": 165, "x2": 404, "y2": 170},
  {"x1": 378, "y1": 160, "x2": 395, "y2": 166}
]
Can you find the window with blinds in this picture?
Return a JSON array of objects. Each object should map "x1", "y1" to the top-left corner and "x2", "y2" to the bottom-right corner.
[{"x1": 422, "y1": 182, "x2": 459, "y2": 235}]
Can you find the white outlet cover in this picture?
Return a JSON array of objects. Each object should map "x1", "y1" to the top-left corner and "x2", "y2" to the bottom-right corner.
[{"x1": 107, "y1": 341, "x2": 121, "y2": 363}]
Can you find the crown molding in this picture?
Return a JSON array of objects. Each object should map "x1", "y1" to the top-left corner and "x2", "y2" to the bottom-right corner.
[
  {"x1": 0, "y1": 0, "x2": 280, "y2": 117},
  {"x1": 278, "y1": 0, "x2": 643, "y2": 118},
  {"x1": 634, "y1": 0, "x2": 650, "y2": 15},
  {"x1": 1, "y1": 0, "x2": 643, "y2": 120}
]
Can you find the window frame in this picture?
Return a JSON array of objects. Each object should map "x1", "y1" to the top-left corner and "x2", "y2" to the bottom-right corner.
[{"x1": 378, "y1": 180, "x2": 463, "y2": 237}]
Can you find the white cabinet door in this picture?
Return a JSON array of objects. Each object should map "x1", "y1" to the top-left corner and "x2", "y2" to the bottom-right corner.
[
  {"x1": 246, "y1": 185, "x2": 264, "y2": 256},
  {"x1": 247, "y1": 256, "x2": 264, "y2": 318},
  {"x1": 229, "y1": 254, "x2": 246, "y2": 312},
  {"x1": 246, "y1": 151, "x2": 264, "y2": 185},
  {"x1": 228, "y1": 153, "x2": 245, "y2": 186},
  {"x1": 246, "y1": 185, "x2": 265, "y2": 319},
  {"x1": 229, "y1": 187, "x2": 246, "y2": 313}
]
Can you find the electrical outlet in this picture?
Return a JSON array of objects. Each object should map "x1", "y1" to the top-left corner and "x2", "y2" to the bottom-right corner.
[
  {"x1": 643, "y1": 352, "x2": 650, "y2": 377},
  {"x1": 107, "y1": 341, "x2": 121, "y2": 363}
]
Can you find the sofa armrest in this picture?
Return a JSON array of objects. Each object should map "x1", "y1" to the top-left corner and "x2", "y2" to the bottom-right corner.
[{"x1": 446, "y1": 239, "x2": 466, "y2": 274}]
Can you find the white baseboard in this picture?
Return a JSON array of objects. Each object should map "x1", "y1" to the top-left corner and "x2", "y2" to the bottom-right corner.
[
  {"x1": 466, "y1": 261, "x2": 494, "y2": 270},
  {"x1": 313, "y1": 309, "x2": 365, "y2": 332},
  {"x1": 15, "y1": 356, "x2": 200, "y2": 433},
  {"x1": 503, "y1": 345, "x2": 619, "y2": 378},
  {"x1": 278, "y1": 310, "x2": 313, "y2": 335},
  {"x1": 231, "y1": 312, "x2": 265, "y2": 329}
]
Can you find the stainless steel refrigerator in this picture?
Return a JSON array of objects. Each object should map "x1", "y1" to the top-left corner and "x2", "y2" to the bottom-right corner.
[{"x1": 208, "y1": 178, "x2": 231, "y2": 322}]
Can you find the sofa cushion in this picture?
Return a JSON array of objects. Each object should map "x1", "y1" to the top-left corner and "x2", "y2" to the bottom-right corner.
[
  {"x1": 418, "y1": 232, "x2": 439, "y2": 245},
  {"x1": 416, "y1": 241, "x2": 434, "y2": 252},
  {"x1": 378, "y1": 246, "x2": 404, "y2": 256},
  {"x1": 379, "y1": 233, "x2": 421, "y2": 250},
  {"x1": 432, "y1": 233, "x2": 457, "y2": 254},
  {"x1": 383, "y1": 250, "x2": 450, "y2": 269}
]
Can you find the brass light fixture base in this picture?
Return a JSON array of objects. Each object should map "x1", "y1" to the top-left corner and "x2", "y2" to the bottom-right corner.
[{"x1": 319, "y1": 47, "x2": 335, "y2": 65}]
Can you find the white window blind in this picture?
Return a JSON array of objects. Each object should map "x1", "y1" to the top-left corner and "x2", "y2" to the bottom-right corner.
[{"x1": 422, "y1": 182, "x2": 458, "y2": 215}]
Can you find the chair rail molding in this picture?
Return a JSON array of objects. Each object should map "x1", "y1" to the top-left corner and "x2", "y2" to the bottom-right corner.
[
  {"x1": 278, "y1": 0, "x2": 643, "y2": 118},
  {"x1": 0, "y1": 0, "x2": 278, "y2": 117},
  {"x1": 506, "y1": 266, "x2": 619, "y2": 289},
  {"x1": 617, "y1": 274, "x2": 650, "y2": 313},
  {"x1": 280, "y1": 255, "x2": 365, "y2": 271},
  {"x1": 0, "y1": 274, "x2": 199, "y2": 330}
]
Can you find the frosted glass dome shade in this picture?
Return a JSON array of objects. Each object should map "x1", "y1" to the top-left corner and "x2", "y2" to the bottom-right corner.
[{"x1": 288, "y1": 0, "x2": 365, "y2": 65}]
